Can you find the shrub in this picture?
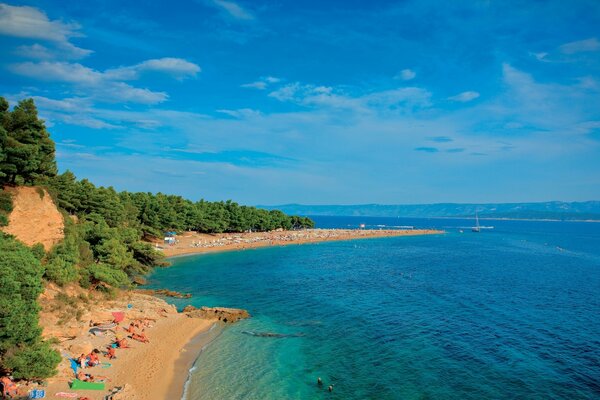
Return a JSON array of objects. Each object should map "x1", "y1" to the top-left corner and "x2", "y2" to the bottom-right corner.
[{"x1": 3, "y1": 342, "x2": 61, "y2": 380}]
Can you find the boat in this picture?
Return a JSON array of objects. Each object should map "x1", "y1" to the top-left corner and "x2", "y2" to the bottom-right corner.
[{"x1": 471, "y1": 213, "x2": 481, "y2": 232}]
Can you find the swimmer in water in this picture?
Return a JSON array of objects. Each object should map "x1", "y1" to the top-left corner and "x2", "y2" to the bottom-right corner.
[
  {"x1": 328, "y1": 384, "x2": 334, "y2": 392},
  {"x1": 317, "y1": 377, "x2": 322, "y2": 386}
]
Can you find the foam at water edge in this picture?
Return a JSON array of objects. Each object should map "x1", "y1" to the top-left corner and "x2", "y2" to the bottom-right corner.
[{"x1": 181, "y1": 322, "x2": 222, "y2": 400}]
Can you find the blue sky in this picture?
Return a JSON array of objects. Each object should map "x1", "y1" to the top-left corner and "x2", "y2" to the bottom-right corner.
[{"x1": 1, "y1": 0, "x2": 599, "y2": 205}]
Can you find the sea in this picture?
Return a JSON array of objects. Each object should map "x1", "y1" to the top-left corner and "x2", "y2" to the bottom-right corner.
[{"x1": 144, "y1": 216, "x2": 600, "y2": 399}]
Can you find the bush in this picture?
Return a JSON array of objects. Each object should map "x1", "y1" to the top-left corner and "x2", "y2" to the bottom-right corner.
[
  {"x1": 85, "y1": 263, "x2": 130, "y2": 288},
  {"x1": 0, "y1": 213, "x2": 7, "y2": 227},
  {"x1": 44, "y1": 256, "x2": 78, "y2": 286},
  {"x1": 31, "y1": 243, "x2": 46, "y2": 260},
  {"x1": 3, "y1": 342, "x2": 61, "y2": 380},
  {"x1": 0, "y1": 234, "x2": 60, "y2": 379},
  {"x1": 0, "y1": 190, "x2": 12, "y2": 213}
]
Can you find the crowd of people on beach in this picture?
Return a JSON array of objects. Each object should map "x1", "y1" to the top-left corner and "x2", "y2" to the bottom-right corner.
[
  {"x1": 0, "y1": 312, "x2": 162, "y2": 399},
  {"x1": 183, "y1": 229, "x2": 410, "y2": 250}
]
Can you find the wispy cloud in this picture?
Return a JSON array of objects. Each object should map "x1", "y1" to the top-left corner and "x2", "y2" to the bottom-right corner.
[
  {"x1": 241, "y1": 76, "x2": 280, "y2": 90},
  {"x1": 395, "y1": 69, "x2": 416, "y2": 81},
  {"x1": 448, "y1": 91, "x2": 480, "y2": 102},
  {"x1": 8, "y1": 58, "x2": 199, "y2": 104},
  {"x1": 105, "y1": 58, "x2": 201, "y2": 80},
  {"x1": 209, "y1": 0, "x2": 254, "y2": 20},
  {"x1": 559, "y1": 38, "x2": 600, "y2": 54},
  {"x1": 268, "y1": 82, "x2": 431, "y2": 112},
  {"x1": 0, "y1": 3, "x2": 91, "y2": 58}
]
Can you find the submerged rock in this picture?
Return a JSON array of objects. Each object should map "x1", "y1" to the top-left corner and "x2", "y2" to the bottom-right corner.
[
  {"x1": 184, "y1": 306, "x2": 250, "y2": 323},
  {"x1": 137, "y1": 288, "x2": 192, "y2": 298}
]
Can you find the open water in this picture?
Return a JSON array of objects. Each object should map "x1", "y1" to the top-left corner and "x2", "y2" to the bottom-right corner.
[{"x1": 144, "y1": 217, "x2": 600, "y2": 399}]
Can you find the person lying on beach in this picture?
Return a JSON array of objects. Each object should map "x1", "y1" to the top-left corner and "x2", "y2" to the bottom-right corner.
[
  {"x1": 105, "y1": 346, "x2": 117, "y2": 359},
  {"x1": 76, "y1": 354, "x2": 87, "y2": 369},
  {"x1": 115, "y1": 338, "x2": 129, "y2": 348},
  {"x1": 125, "y1": 323, "x2": 136, "y2": 333},
  {"x1": 87, "y1": 350, "x2": 100, "y2": 367},
  {"x1": 1, "y1": 376, "x2": 19, "y2": 398},
  {"x1": 76, "y1": 371, "x2": 94, "y2": 382},
  {"x1": 130, "y1": 332, "x2": 149, "y2": 343}
]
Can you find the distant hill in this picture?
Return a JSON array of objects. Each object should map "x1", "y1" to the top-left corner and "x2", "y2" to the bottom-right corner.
[{"x1": 258, "y1": 202, "x2": 600, "y2": 221}]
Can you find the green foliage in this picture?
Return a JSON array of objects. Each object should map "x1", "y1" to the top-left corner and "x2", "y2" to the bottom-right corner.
[
  {"x1": 0, "y1": 189, "x2": 12, "y2": 227},
  {"x1": 0, "y1": 189, "x2": 12, "y2": 213},
  {"x1": 31, "y1": 243, "x2": 46, "y2": 260},
  {"x1": 84, "y1": 263, "x2": 130, "y2": 288},
  {"x1": 0, "y1": 97, "x2": 57, "y2": 185},
  {"x1": 44, "y1": 256, "x2": 78, "y2": 286},
  {"x1": 0, "y1": 234, "x2": 59, "y2": 379},
  {"x1": 3, "y1": 341, "x2": 61, "y2": 380}
]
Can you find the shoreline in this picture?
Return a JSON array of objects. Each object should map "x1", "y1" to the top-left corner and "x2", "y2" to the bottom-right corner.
[
  {"x1": 166, "y1": 322, "x2": 224, "y2": 400},
  {"x1": 158, "y1": 228, "x2": 444, "y2": 258}
]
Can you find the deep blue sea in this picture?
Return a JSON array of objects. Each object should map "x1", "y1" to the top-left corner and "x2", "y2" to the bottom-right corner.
[{"x1": 144, "y1": 217, "x2": 600, "y2": 399}]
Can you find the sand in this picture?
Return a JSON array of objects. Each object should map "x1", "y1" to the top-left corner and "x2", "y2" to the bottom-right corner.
[
  {"x1": 1, "y1": 186, "x2": 64, "y2": 250},
  {"x1": 159, "y1": 228, "x2": 444, "y2": 258},
  {"x1": 29, "y1": 290, "x2": 218, "y2": 400}
]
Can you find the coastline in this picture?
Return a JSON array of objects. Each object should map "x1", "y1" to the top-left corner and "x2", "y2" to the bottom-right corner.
[
  {"x1": 158, "y1": 228, "x2": 444, "y2": 258},
  {"x1": 34, "y1": 229, "x2": 441, "y2": 399}
]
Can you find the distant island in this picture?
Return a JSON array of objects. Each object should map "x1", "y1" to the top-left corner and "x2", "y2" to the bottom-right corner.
[{"x1": 258, "y1": 202, "x2": 600, "y2": 221}]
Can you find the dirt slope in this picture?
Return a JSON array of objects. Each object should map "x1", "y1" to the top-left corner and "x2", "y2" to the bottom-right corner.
[{"x1": 1, "y1": 186, "x2": 64, "y2": 250}]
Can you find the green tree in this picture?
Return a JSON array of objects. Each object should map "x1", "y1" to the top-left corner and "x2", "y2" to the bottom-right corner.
[
  {"x1": 0, "y1": 98, "x2": 57, "y2": 185},
  {"x1": 0, "y1": 234, "x2": 60, "y2": 379}
]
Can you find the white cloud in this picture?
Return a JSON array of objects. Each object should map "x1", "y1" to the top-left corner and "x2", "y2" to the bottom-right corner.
[
  {"x1": 9, "y1": 61, "x2": 168, "y2": 104},
  {"x1": 217, "y1": 108, "x2": 262, "y2": 119},
  {"x1": 0, "y1": 3, "x2": 91, "y2": 58},
  {"x1": 210, "y1": 0, "x2": 254, "y2": 20},
  {"x1": 559, "y1": 38, "x2": 600, "y2": 54},
  {"x1": 448, "y1": 91, "x2": 480, "y2": 102},
  {"x1": 241, "y1": 81, "x2": 267, "y2": 90},
  {"x1": 396, "y1": 69, "x2": 416, "y2": 81},
  {"x1": 241, "y1": 76, "x2": 281, "y2": 90},
  {"x1": 105, "y1": 58, "x2": 201, "y2": 80},
  {"x1": 269, "y1": 82, "x2": 431, "y2": 112},
  {"x1": 10, "y1": 61, "x2": 103, "y2": 84},
  {"x1": 14, "y1": 43, "x2": 54, "y2": 59}
]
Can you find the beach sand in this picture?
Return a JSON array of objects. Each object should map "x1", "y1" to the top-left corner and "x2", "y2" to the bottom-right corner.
[
  {"x1": 31, "y1": 289, "x2": 218, "y2": 400},
  {"x1": 159, "y1": 228, "x2": 443, "y2": 258}
]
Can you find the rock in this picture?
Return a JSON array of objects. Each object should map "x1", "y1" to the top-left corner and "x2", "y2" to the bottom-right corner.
[
  {"x1": 137, "y1": 289, "x2": 192, "y2": 298},
  {"x1": 184, "y1": 306, "x2": 250, "y2": 323},
  {"x1": 68, "y1": 341, "x2": 94, "y2": 356}
]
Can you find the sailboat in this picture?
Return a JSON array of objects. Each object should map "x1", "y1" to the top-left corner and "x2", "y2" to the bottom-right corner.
[{"x1": 471, "y1": 212, "x2": 481, "y2": 232}]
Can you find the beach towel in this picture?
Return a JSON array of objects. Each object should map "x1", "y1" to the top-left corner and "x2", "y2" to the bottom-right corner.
[
  {"x1": 69, "y1": 359, "x2": 79, "y2": 376},
  {"x1": 111, "y1": 312, "x2": 125, "y2": 323},
  {"x1": 100, "y1": 362, "x2": 112, "y2": 369},
  {"x1": 70, "y1": 380, "x2": 105, "y2": 390},
  {"x1": 55, "y1": 393, "x2": 79, "y2": 398},
  {"x1": 94, "y1": 322, "x2": 117, "y2": 330}
]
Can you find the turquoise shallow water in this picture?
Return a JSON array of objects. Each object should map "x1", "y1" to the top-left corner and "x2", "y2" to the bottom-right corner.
[{"x1": 145, "y1": 217, "x2": 600, "y2": 399}]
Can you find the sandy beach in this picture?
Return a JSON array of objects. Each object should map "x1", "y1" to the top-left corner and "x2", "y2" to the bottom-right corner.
[
  {"x1": 24, "y1": 288, "x2": 220, "y2": 400},
  {"x1": 158, "y1": 228, "x2": 444, "y2": 258}
]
